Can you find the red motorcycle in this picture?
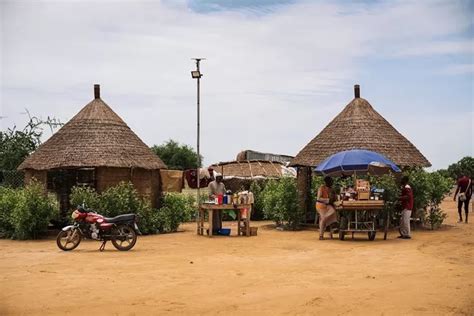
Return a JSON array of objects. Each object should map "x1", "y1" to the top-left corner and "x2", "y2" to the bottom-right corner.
[{"x1": 56, "y1": 205, "x2": 140, "y2": 251}]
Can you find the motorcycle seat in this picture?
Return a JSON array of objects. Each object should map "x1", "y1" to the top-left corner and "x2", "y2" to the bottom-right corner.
[{"x1": 104, "y1": 214, "x2": 136, "y2": 223}]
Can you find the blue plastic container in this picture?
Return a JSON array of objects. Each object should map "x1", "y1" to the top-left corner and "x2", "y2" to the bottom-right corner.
[{"x1": 218, "y1": 228, "x2": 231, "y2": 236}]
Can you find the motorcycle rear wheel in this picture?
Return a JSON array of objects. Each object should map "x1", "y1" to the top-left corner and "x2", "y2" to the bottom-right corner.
[
  {"x1": 111, "y1": 225, "x2": 137, "y2": 251},
  {"x1": 57, "y1": 229, "x2": 82, "y2": 251}
]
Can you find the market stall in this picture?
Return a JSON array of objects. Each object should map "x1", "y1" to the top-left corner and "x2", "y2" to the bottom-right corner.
[
  {"x1": 197, "y1": 192, "x2": 255, "y2": 238},
  {"x1": 336, "y1": 194, "x2": 386, "y2": 241},
  {"x1": 197, "y1": 203, "x2": 252, "y2": 237},
  {"x1": 315, "y1": 149, "x2": 401, "y2": 241}
]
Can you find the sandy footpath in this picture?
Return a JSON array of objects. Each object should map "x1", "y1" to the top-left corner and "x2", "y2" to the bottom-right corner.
[{"x1": 0, "y1": 197, "x2": 473, "y2": 315}]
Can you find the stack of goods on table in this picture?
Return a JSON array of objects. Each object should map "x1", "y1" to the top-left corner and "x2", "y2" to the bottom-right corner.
[{"x1": 339, "y1": 180, "x2": 384, "y2": 203}]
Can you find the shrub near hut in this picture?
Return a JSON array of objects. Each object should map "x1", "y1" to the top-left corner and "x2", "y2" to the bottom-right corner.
[
  {"x1": 262, "y1": 177, "x2": 302, "y2": 230},
  {"x1": 402, "y1": 168, "x2": 452, "y2": 229},
  {"x1": 157, "y1": 193, "x2": 195, "y2": 233},
  {"x1": 0, "y1": 187, "x2": 17, "y2": 237},
  {"x1": 425, "y1": 171, "x2": 452, "y2": 229},
  {"x1": 249, "y1": 180, "x2": 266, "y2": 220},
  {"x1": 368, "y1": 174, "x2": 401, "y2": 225},
  {"x1": 0, "y1": 182, "x2": 59, "y2": 239}
]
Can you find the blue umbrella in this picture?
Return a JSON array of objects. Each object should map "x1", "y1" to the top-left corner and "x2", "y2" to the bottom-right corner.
[{"x1": 315, "y1": 149, "x2": 401, "y2": 177}]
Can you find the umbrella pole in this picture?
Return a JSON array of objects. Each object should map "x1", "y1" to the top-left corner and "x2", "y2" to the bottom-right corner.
[{"x1": 353, "y1": 171, "x2": 357, "y2": 192}]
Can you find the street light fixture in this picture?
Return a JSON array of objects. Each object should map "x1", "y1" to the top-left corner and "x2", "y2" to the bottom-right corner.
[
  {"x1": 191, "y1": 70, "x2": 202, "y2": 79},
  {"x1": 191, "y1": 58, "x2": 205, "y2": 233}
]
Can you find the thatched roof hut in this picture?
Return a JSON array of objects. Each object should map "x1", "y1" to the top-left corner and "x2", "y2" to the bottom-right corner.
[
  {"x1": 18, "y1": 86, "x2": 166, "y2": 170},
  {"x1": 290, "y1": 85, "x2": 431, "y2": 168},
  {"x1": 292, "y1": 85, "x2": 430, "y2": 224},
  {"x1": 18, "y1": 85, "x2": 166, "y2": 211}
]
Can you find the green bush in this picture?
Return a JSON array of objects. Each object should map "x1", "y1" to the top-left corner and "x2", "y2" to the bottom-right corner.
[
  {"x1": 155, "y1": 192, "x2": 195, "y2": 233},
  {"x1": 261, "y1": 179, "x2": 280, "y2": 224},
  {"x1": 249, "y1": 180, "x2": 265, "y2": 220},
  {"x1": 99, "y1": 182, "x2": 144, "y2": 217},
  {"x1": 402, "y1": 168, "x2": 452, "y2": 229},
  {"x1": 3, "y1": 182, "x2": 59, "y2": 239},
  {"x1": 425, "y1": 205, "x2": 447, "y2": 230},
  {"x1": 0, "y1": 187, "x2": 18, "y2": 238},
  {"x1": 425, "y1": 172, "x2": 452, "y2": 229},
  {"x1": 70, "y1": 186, "x2": 100, "y2": 210},
  {"x1": 136, "y1": 207, "x2": 161, "y2": 235},
  {"x1": 369, "y1": 174, "x2": 401, "y2": 224},
  {"x1": 426, "y1": 171, "x2": 453, "y2": 206},
  {"x1": 262, "y1": 177, "x2": 302, "y2": 230}
]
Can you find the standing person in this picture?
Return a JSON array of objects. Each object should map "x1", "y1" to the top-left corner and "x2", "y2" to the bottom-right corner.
[
  {"x1": 398, "y1": 176, "x2": 414, "y2": 239},
  {"x1": 453, "y1": 174, "x2": 472, "y2": 223},
  {"x1": 208, "y1": 174, "x2": 226, "y2": 234},
  {"x1": 316, "y1": 176, "x2": 337, "y2": 240}
]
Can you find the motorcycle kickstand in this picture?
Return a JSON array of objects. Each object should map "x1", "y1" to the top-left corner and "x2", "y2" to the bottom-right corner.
[{"x1": 99, "y1": 241, "x2": 107, "y2": 252}]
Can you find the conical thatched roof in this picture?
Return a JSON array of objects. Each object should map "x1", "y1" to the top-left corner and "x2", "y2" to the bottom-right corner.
[
  {"x1": 290, "y1": 85, "x2": 431, "y2": 168},
  {"x1": 18, "y1": 85, "x2": 166, "y2": 170}
]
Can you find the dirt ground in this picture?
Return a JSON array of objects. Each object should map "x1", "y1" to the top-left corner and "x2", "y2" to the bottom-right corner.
[{"x1": 1, "y1": 198, "x2": 473, "y2": 316}]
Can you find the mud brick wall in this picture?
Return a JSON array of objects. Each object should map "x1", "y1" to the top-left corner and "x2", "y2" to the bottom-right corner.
[
  {"x1": 96, "y1": 167, "x2": 161, "y2": 208},
  {"x1": 24, "y1": 170, "x2": 47, "y2": 191}
]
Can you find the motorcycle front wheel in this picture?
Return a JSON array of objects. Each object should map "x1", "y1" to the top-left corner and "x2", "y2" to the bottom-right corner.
[
  {"x1": 111, "y1": 224, "x2": 137, "y2": 251},
  {"x1": 57, "y1": 229, "x2": 82, "y2": 251}
]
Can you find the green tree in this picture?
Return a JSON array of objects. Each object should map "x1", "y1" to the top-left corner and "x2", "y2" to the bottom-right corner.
[
  {"x1": 151, "y1": 139, "x2": 201, "y2": 170},
  {"x1": 447, "y1": 156, "x2": 474, "y2": 179},
  {"x1": 0, "y1": 113, "x2": 62, "y2": 170}
]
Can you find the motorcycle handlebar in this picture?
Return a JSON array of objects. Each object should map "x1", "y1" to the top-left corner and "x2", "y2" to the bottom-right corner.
[{"x1": 77, "y1": 206, "x2": 89, "y2": 213}]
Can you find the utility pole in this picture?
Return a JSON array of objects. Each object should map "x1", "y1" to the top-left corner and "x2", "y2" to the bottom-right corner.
[{"x1": 191, "y1": 58, "x2": 205, "y2": 232}]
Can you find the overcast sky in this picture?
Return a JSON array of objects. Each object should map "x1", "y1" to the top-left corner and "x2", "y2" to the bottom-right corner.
[{"x1": 1, "y1": 0, "x2": 473, "y2": 170}]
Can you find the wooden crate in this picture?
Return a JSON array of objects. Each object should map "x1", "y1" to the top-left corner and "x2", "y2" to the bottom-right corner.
[{"x1": 356, "y1": 179, "x2": 370, "y2": 200}]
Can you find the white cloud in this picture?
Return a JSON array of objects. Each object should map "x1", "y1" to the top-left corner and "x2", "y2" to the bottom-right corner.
[
  {"x1": 392, "y1": 40, "x2": 473, "y2": 57},
  {"x1": 441, "y1": 63, "x2": 474, "y2": 75},
  {"x1": 1, "y1": 0, "x2": 472, "y2": 169}
]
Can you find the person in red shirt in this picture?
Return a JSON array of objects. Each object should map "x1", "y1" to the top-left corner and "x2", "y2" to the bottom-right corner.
[
  {"x1": 399, "y1": 176, "x2": 414, "y2": 239},
  {"x1": 453, "y1": 175, "x2": 472, "y2": 223}
]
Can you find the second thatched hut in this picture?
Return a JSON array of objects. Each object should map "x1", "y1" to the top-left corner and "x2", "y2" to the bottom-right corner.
[{"x1": 290, "y1": 85, "x2": 431, "y2": 222}]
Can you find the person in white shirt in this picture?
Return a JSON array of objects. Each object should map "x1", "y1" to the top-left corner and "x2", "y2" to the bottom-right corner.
[{"x1": 208, "y1": 174, "x2": 226, "y2": 234}]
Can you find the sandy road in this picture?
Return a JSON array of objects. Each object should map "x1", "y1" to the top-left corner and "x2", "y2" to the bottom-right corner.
[{"x1": 0, "y1": 198, "x2": 473, "y2": 315}]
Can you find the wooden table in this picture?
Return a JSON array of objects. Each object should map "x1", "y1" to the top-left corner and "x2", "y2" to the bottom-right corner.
[
  {"x1": 335, "y1": 200, "x2": 387, "y2": 240},
  {"x1": 197, "y1": 203, "x2": 252, "y2": 237}
]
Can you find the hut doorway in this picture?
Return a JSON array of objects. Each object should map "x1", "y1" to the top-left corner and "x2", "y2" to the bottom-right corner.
[{"x1": 47, "y1": 168, "x2": 96, "y2": 215}]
